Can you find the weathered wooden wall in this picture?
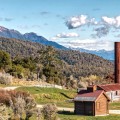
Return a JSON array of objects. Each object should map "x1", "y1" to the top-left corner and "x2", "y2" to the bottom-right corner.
[{"x1": 95, "y1": 94, "x2": 108, "y2": 115}]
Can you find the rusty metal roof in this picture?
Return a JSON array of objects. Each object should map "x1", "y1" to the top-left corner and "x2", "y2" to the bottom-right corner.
[
  {"x1": 98, "y1": 84, "x2": 120, "y2": 92},
  {"x1": 74, "y1": 90, "x2": 104, "y2": 102}
]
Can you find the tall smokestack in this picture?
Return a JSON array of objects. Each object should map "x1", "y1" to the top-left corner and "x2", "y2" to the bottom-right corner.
[{"x1": 115, "y1": 42, "x2": 120, "y2": 84}]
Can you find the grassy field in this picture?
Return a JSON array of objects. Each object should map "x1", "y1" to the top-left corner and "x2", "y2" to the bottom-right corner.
[
  {"x1": 58, "y1": 113, "x2": 120, "y2": 120},
  {"x1": 28, "y1": 112, "x2": 120, "y2": 120},
  {"x1": 6, "y1": 86, "x2": 120, "y2": 120},
  {"x1": 29, "y1": 114, "x2": 120, "y2": 120},
  {"x1": 16, "y1": 87, "x2": 120, "y2": 109},
  {"x1": 16, "y1": 87, "x2": 76, "y2": 107},
  {"x1": 109, "y1": 102, "x2": 120, "y2": 110}
]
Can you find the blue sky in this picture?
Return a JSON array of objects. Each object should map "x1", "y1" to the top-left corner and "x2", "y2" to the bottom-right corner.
[{"x1": 0, "y1": 0, "x2": 120, "y2": 50}]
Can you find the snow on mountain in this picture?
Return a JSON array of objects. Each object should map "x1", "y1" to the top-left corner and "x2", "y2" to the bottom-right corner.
[{"x1": 70, "y1": 47, "x2": 114, "y2": 60}]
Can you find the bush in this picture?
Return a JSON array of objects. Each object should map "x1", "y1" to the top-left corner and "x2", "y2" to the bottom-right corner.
[
  {"x1": 0, "y1": 72, "x2": 12, "y2": 85},
  {"x1": 0, "y1": 103, "x2": 11, "y2": 120},
  {"x1": 0, "y1": 90, "x2": 36, "y2": 120},
  {"x1": 0, "y1": 50, "x2": 11, "y2": 70},
  {"x1": 42, "y1": 103, "x2": 58, "y2": 120}
]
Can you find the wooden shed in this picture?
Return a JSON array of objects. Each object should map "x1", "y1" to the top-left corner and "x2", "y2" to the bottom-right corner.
[{"x1": 74, "y1": 86, "x2": 110, "y2": 116}]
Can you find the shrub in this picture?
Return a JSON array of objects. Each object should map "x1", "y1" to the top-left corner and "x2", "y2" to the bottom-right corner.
[
  {"x1": 42, "y1": 103, "x2": 58, "y2": 120},
  {"x1": 0, "y1": 72, "x2": 12, "y2": 85},
  {"x1": 0, "y1": 50, "x2": 11, "y2": 70},
  {"x1": 0, "y1": 90, "x2": 36, "y2": 120},
  {"x1": 0, "y1": 103, "x2": 11, "y2": 120}
]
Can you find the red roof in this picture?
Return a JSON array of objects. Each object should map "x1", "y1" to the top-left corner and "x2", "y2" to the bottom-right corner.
[
  {"x1": 77, "y1": 90, "x2": 103, "y2": 97},
  {"x1": 98, "y1": 84, "x2": 120, "y2": 92},
  {"x1": 74, "y1": 90, "x2": 107, "y2": 102}
]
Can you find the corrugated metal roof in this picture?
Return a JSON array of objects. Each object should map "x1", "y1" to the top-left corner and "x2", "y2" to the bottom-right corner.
[
  {"x1": 98, "y1": 84, "x2": 120, "y2": 92},
  {"x1": 74, "y1": 96, "x2": 96, "y2": 101},
  {"x1": 74, "y1": 90, "x2": 104, "y2": 102}
]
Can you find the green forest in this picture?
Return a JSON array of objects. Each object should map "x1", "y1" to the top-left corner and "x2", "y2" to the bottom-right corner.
[{"x1": 0, "y1": 37, "x2": 114, "y2": 88}]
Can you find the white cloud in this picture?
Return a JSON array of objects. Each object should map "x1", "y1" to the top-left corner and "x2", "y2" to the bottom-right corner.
[
  {"x1": 102, "y1": 16, "x2": 120, "y2": 28},
  {"x1": 51, "y1": 37, "x2": 58, "y2": 40},
  {"x1": 66, "y1": 15, "x2": 99, "y2": 29},
  {"x1": 88, "y1": 18, "x2": 98, "y2": 25},
  {"x1": 51, "y1": 32, "x2": 79, "y2": 40},
  {"x1": 65, "y1": 15, "x2": 120, "y2": 38},
  {"x1": 102, "y1": 16, "x2": 116, "y2": 26},
  {"x1": 56, "y1": 32, "x2": 79, "y2": 38},
  {"x1": 66, "y1": 15, "x2": 88, "y2": 29},
  {"x1": 115, "y1": 16, "x2": 120, "y2": 28},
  {"x1": 66, "y1": 15, "x2": 120, "y2": 30},
  {"x1": 57, "y1": 38, "x2": 114, "y2": 51}
]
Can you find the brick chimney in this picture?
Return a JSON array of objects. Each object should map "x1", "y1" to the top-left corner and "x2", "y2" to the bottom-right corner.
[
  {"x1": 87, "y1": 85, "x2": 97, "y2": 92},
  {"x1": 115, "y1": 42, "x2": 120, "y2": 84}
]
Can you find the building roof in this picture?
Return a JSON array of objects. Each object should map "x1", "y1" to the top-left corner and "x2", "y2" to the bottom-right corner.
[
  {"x1": 74, "y1": 90, "x2": 109, "y2": 102},
  {"x1": 98, "y1": 84, "x2": 120, "y2": 92}
]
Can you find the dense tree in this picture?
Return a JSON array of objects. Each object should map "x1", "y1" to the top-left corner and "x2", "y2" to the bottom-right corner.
[
  {"x1": 0, "y1": 50, "x2": 11, "y2": 70},
  {"x1": 0, "y1": 37, "x2": 114, "y2": 85},
  {"x1": 37, "y1": 46, "x2": 61, "y2": 83}
]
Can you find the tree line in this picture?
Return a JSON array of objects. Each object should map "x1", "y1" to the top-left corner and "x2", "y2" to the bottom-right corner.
[{"x1": 0, "y1": 37, "x2": 114, "y2": 88}]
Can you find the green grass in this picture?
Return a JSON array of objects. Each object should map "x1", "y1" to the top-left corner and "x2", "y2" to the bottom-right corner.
[
  {"x1": 16, "y1": 87, "x2": 120, "y2": 109},
  {"x1": 110, "y1": 102, "x2": 120, "y2": 110},
  {"x1": 28, "y1": 113, "x2": 120, "y2": 120},
  {"x1": 58, "y1": 113, "x2": 120, "y2": 120},
  {"x1": 16, "y1": 87, "x2": 76, "y2": 107},
  {"x1": 10, "y1": 87, "x2": 120, "y2": 120}
]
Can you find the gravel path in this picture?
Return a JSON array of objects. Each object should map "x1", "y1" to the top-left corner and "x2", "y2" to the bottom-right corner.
[
  {"x1": 109, "y1": 110, "x2": 120, "y2": 114},
  {"x1": 37, "y1": 104, "x2": 120, "y2": 114},
  {"x1": 37, "y1": 104, "x2": 74, "y2": 111},
  {"x1": 1, "y1": 86, "x2": 20, "y2": 90}
]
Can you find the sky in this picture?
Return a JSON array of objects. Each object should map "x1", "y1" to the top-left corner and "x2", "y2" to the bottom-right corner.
[{"x1": 0, "y1": 0, "x2": 120, "y2": 50}]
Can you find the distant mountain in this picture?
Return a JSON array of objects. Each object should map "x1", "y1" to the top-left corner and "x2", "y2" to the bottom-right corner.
[
  {"x1": 70, "y1": 47, "x2": 114, "y2": 60},
  {"x1": 0, "y1": 26, "x2": 67, "y2": 50},
  {"x1": 0, "y1": 26, "x2": 114, "y2": 60}
]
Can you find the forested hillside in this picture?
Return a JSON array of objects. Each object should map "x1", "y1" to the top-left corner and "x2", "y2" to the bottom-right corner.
[
  {"x1": 58, "y1": 50, "x2": 113, "y2": 77},
  {"x1": 0, "y1": 37, "x2": 45, "y2": 57},
  {"x1": 0, "y1": 37, "x2": 114, "y2": 87}
]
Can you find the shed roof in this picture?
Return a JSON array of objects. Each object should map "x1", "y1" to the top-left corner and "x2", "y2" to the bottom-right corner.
[
  {"x1": 74, "y1": 90, "x2": 107, "y2": 102},
  {"x1": 98, "y1": 84, "x2": 120, "y2": 92}
]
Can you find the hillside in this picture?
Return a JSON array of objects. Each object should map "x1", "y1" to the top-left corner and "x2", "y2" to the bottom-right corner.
[
  {"x1": 0, "y1": 26, "x2": 67, "y2": 50},
  {"x1": 58, "y1": 50, "x2": 114, "y2": 77},
  {"x1": 0, "y1": 37, "x2": 114, "y2": 80},
  {"x1": 0, "y1": 37, "x2": 45, "y2": 57}
]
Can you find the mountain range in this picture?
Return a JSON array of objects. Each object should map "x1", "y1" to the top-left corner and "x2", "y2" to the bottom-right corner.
[
  {"x1": 0, "y1": 26, "x2": 114, "y2": 60},
  {"x1": 0, "y1": 26, "x2": 67, "y2": 50},
  {"x1": 70, "y1": 47, "x2": 114, "y2": 60}
]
